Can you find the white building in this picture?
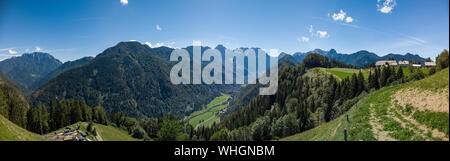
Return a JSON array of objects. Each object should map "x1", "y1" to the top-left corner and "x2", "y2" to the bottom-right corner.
[
  {"x1": 375, "y1": 60, "x2": 398, "y2": 67},
  {"x1": 424, "y1": 62, "x2": 436, "y2": 68},
  {"x1": 398, "y1": 60, "x2": 409, "y2": 67}
]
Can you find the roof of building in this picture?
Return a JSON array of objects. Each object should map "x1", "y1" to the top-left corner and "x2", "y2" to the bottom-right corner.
[
  {"x1": 375, "y1": 60, "x2": 398, "y2": 66},
  {"x1": 425, "y1": 62, "x2": 436, "y2": 66},
  {"x1": 398, "y1": 60, "x2": 409, "y2": 65}
]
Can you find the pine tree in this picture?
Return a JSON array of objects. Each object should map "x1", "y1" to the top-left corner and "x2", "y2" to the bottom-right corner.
[
  {"x1": 396, "y1": 67, "x2": 404, "y2": 82},
  {"x1": 350, "y1": 73, "x2": 358, "y2": 98},
  {"x1": 374, "y1": 68, "x2": 380, "y2": 89},
  {"x1": 38, "y1": 104, "x2": 49, "y2": 134},
  {"x1": 357, "y1": 71, "x2": 365, "y2": 94}
]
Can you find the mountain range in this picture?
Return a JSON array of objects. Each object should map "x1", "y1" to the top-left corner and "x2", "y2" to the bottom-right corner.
[
  {"x1": 283, "y1": 49, "x2": 426, "y2": 67},
  {"x1": 0, "y1": 52, "x2": 62, "y2": 90},
  {"x1": 30, "y1": 56, "x2": 94, "y2": 91},
  {"x1": 0, "y1": 42, "x2": 428, "y2": 119},
  {"x1": 29, "y1": 42, "x2": 240, "y2": 119}
]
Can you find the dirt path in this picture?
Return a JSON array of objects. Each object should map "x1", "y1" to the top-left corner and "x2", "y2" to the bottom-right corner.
[
  {"x1": 369, "y1": 104, "x2": 396, "y2": 141},
  {"x1": 331, "y1": 122, "x2": 342, "y2": 137},
  {"x1": 95, "y1": 129, "x2": 103, "y2": 141}
]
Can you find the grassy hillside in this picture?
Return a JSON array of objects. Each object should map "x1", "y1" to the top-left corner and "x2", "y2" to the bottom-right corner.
[
  {"x1": 185, "y1": 94, "x2": 230, "y2": 128},
  {"x1": 93, "y1": 123, "x2": 140, "y2": 141},
  {"x1": 312, "y1": 68, "x2": 369, "y2": 80},
  {"x1": 0, "y1": 114, "x2": 47, "y2": 141},
  {"x1": 282, "y1": 68, "x2": 449, "y2": 141}
]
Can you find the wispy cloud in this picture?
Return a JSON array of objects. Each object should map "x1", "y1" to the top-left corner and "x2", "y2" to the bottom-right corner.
[
  {"x1": 0, "y1": 54, "x2": 20, "y2": 57},
  {"x1": 0, "y1": 48, "x2": 13, "y2": 52},
  {"x1": 8, "y1": 49, "x2": 17, "y2": 54},
  {"x1": 156, "y1": 24, "x2": 162, "y2": 31},
  {"x1": 377, "y1": 0, "x2": 397, "y2": 14},
  {"x1": 299, "y1": 24, "x2": 329, "y2": 44},
  {"x1": 145, "y1": 41, "x2": 174, "y2": 48},
  {"x1": 35, "y1": 46, "x2": 41, "y2": 52},
  {"x1": 316, "y1": 30, "x2": 329, "y2": 38},
  {"x1": 268, "y1": 49, "x2": 282, "y2": 57},
  {"x1": 299, "y1": 36, "x2": 310, "y2": 42},
  {"x1": 120, "y1": 0, "x2": 128, "y2": 6}
]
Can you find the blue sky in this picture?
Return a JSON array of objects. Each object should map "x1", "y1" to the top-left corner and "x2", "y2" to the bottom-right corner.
[{"x1": 0, "y1": 0, "x2": 448, "y2": 62}]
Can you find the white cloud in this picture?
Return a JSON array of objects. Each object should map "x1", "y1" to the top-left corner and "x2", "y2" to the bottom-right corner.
[
  {"x1": 268, "y1": 49, "x2": 281, "y2": 57},
  {"x1": 120, "y1": 0, "x2": 128, "y2": 6},
  {"x1": 193, "y1": 40, "x2": 202, "y2": 46},
  {"x1": 377, "y1": 0, "x2": 397, "y2": 14},
  {"x1": 156, "y1": 24, "x2": 162, "y2": 31},
  {"x1": 345, "y1": 17, "x2": 354, "y2": 23},
  {"x1": 332, "y1": 9, "x2": 354, "y2": 23},
  {"x1": 309, "y1": 25, "x2": 314, "y2": 33},
  {"x1": 35, "y1": 46, "x2": 41, "y2": 52},
  {"x1": 299, "y1": 36, "x2": 310, "y2": 42},
  {"x1": 145, "y1": 42, "x2": 166, "y2": 48},
  {"x1": 8, "y1": 49, "x2": 17, "y2": 54},
  {"x1": 332, "y1": 9, "x2": 346, "y2": 21},
  {"x1": 0, "y1": 48, "x2": 12, "y2": 52},
  {"x1": 316, "y1": 30, "x2": 328, "y2": 38}
]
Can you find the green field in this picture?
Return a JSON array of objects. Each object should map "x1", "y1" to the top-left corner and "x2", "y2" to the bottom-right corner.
[
  {"x1": 0, "y1": 114, "x2": 47, "y2": 141},
  {"x1": 312, "y1": 68, "x2": 369, "y2": 80},
  {"x1": 93, "y1": 123, "x2": 141, "y2": 141},
  {"x1": 185, "y1": 94, "x2": 230, "y2": 128},
  {"x1": 282, "y1": 68, "x2": 449, "y2": 141}
]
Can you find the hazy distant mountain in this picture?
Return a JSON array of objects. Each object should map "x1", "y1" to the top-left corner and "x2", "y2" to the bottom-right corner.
[
  {"x1": 30, "y1": 42, "x2": 241, "y2": 119},
  {"x1": 288, "y1": 49, "x2": 426, "y2": 67},
  {"x1": 30, "y1": 56, "x2": 94, "y2": 91},
  {"x1": 0, "y1": 52, "x2": 62, "y2": 89}
]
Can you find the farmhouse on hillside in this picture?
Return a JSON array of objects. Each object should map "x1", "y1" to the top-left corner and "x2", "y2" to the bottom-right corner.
[
  {"x1": 424, "y1": 62, "x2": 437, "y2": 68},
  {"x1": 412, "y1": 64, "x2": 422, "y2": 68},
  {"x1": 375, "y1": 60, "x2": 398, "y2": 67},
  {"x1": 398, "y1": 60, "x2": 409, "y2": 67}
]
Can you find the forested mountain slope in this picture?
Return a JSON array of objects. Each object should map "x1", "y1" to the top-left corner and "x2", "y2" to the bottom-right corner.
[
  {"x1": 30, "y1": 42, "x2": 238, "y2": 119},
  {"x1": 30, "y1": 56, "x2": 94, "y2": 91},
  {"x1": 0, "y1": 52, "x2": 62, "y2": 89}
]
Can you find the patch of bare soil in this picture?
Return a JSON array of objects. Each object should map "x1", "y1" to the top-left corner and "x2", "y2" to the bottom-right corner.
[
  {"x1": 394, "y1": 88, "x2": 449, "y2": 113},
  {"x1": 389, "y1": 100, "x2": 449, "y2": 141},
  {"x1": 369, "y1": 104, "x2": 396, "y2": 141}
]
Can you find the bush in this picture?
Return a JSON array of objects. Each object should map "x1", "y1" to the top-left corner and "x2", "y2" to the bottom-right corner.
[
  {"x1": 131, "y1": 125, "x2": 147, "y2": 139},
  {"x1": 210, "y1": 128, "x2": 231, "y2": 141},
  {"x1": 87, "y1": 122, "x2": 93, "y2": 132},
  {"x1": 157, "y1": 119, "x2": 181, "y2": 141}
]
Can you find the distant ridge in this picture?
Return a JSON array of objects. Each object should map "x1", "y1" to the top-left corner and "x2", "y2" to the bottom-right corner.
[
  {"x1": 30, "y1": 56, "x2": 94, "y2": 90},
  {"x1": 0, "y1": 52, "x2": 62, "y2": 89},
  {"x1": 283, "y1": 49, "x2": 426, "y2": 67}
]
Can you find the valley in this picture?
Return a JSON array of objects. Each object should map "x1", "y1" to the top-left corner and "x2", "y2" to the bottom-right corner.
[
  {"x1": 184, "y1": 94, "x2": 231, "y2": 128},
  {"x1": 0, "y1": 42, "x2": 448, "y2": 142}
]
